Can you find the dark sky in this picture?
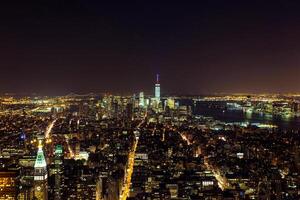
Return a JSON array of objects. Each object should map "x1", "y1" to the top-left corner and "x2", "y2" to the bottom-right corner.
[{"x1": 1, "y1": 1, "x2": 300, "y2": 95}]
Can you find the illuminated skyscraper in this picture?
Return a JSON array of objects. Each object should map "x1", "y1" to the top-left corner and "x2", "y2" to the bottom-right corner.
[
  {"x1": 139, "y1": 92, "x2": 145, "y2": 107},
  {"x1": 34, "y1": 139, "x2": 48, "y2": 200},
  {"x1": 0, "y1": 169, "x2": 19, "y2": 200},
  {"x1": 155, "y1": 74, "x2": 160, "y2": 102},
  {"x1": 54, "y1": 145, "x2": 63, "y2": 200},
  {"x1": 166, "y1": 98, "x2": 175, "y2": 109},
  {"x1": 19, "y1": 130, "x2": 27, "y2": 153}
]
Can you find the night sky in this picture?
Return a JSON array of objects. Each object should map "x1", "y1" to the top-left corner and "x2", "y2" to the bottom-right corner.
[{"x1": 1, "y1": 1, "x2": 300, "y2": 95}]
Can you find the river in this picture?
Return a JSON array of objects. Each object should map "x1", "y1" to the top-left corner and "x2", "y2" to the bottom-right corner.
[{"x1": 193, "y1": 101, "x2": 300, "y2": 130}]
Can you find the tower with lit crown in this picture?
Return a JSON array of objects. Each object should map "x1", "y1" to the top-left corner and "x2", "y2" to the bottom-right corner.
[
  {"x1": 54, "y1": 145, "x2": 63, "y2": 200},
  {"x1": 155, "y1": 74, "x2": 160, "y2": 103},
  {"x1": 34, "y1": 139, "x2": 48, "y2": 200}
]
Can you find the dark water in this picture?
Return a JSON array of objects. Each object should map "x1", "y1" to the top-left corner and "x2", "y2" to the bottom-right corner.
[{"x1": 193, "y1": 101, "x2": 300, "y2": 130}]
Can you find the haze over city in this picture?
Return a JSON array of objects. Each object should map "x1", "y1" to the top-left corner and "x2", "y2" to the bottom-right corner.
[{"x1": 1, "y1": 1, "x2": 300, "y2": 94}]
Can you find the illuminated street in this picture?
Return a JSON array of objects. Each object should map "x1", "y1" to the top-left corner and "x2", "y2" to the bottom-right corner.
[
  {"x1": 45, "y1": 119, "x2": 56, "y2": 139},
  {"x1": 120, "y1": 137, "x2": 138, "y2": 200},
  {"x1": 204, "y1": 157, "x2": 230, "y2": 190},
  {"x1": 64, "y1": 135, "x2": 75, "y2": 159},
  {"x1": 119, "y1": 115, "x2": 146, "y2": 200},
  {"x1": 179, "y1": 130, "x2": 230, "y2": 191}
]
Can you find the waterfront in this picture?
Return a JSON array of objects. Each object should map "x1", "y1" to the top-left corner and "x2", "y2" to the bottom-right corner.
[{"x1": 194, "y1": 101, "x2": 300, "y2": 129}]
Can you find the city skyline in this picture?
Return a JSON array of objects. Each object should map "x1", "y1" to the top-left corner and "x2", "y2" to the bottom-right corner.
[
  {"x1": 1, "y1": 91, "x2": 300, "y2": 199},
  {"x1": 1, "y1": 2, "x2": 300, "y2": 199},
  {"x1": 1, "y1": 2, "x2": 300, "y2": 94}
]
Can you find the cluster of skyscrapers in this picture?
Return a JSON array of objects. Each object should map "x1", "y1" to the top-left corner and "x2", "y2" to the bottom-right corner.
[{"x1": 0, "y1": 75, "x2": 299, "y2": 199}]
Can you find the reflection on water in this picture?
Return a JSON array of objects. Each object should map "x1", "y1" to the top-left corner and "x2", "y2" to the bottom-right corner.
[{"x1": 194, "y1": 102, "x2": 300, "y2": 130}]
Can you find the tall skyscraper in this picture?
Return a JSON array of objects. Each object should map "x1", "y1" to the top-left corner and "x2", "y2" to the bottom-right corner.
[
  {"x1": 155, "y1": 74, "x2": 160, "y2": 102},
  {"x1": 139, "y1": 92, "x2": 145, "y2": 108},
  {"x1": 34, "y1": 139, "x2": 48, "y2": 200},
  {"x1": 54, "y1": 145, "x2": 63, "y2": 200}
]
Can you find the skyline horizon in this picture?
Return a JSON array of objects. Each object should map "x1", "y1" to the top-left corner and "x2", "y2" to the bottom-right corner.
[
  {"x1": 2, "y1": 2, "x2": 300, "y2": 94},
  {"x1": 3, "y1": 90, "x2": 300, "y2": 97}
]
